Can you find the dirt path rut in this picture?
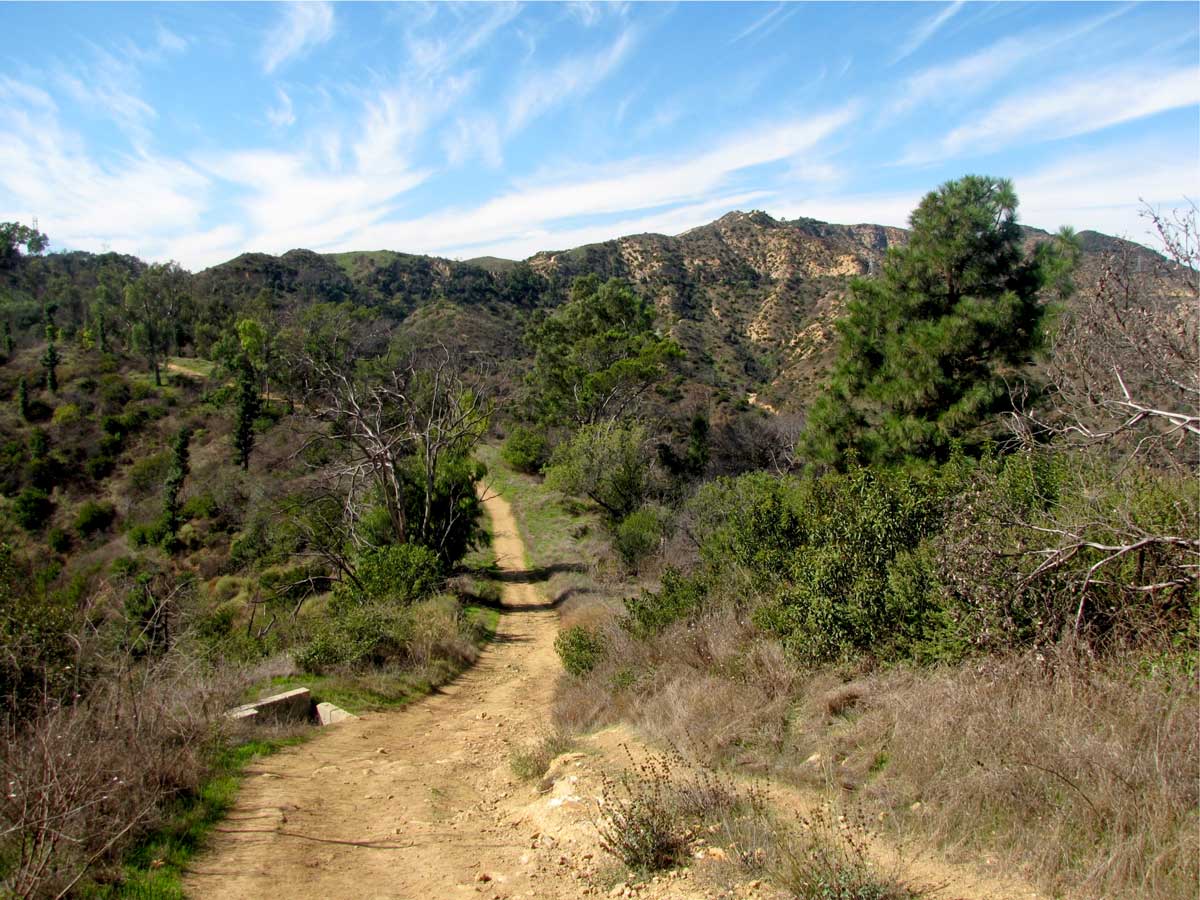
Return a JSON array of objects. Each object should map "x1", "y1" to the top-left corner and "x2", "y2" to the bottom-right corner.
[{"x1": 185, "y1": 490, "x2": 574, "y2": 900}]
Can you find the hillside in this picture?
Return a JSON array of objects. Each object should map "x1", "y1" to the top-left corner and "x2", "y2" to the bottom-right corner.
[{"x1": 195, "y1": 211, "x2": 1163, "y2": 412}]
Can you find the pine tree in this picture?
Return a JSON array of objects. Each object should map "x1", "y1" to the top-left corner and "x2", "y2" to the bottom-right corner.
[
  {"x1": 0, "y1": 321, "x2": 11, "y2": 362},
  {"x1": 162, "y1": 427, "x2": 192, "y2": 541},
  {"x1": 802, "y1": 175, "x2": 1078, "y2": 467},
  {"x1": 95, "y1": 312, "x2": 107, "y2": 353},
  {"x1": 16, "y1": 377, "x2": 29, "y2": 420},
  {"x1": 233, "y1": 356, "x2": 260, "y2": 471},
  {"x1": 41, "y1": 342, "x2": 59, "y2": 393}
]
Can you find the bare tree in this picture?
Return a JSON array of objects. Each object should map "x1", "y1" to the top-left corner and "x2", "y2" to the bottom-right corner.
[
  {"x1": 297, "y1": 346, "x2": 493, "y2": 556},
  {"x1": 1000, "y1": 203, "x2": 1200, "y2": 643},
  {"x1": 1013, "y1": 202, "x2": 1199, "y2": 470}
]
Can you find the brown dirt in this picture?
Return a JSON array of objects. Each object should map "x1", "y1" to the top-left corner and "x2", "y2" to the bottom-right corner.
[{"x1": 184, "y1": 488, "x2": 1047, "y2": 900}]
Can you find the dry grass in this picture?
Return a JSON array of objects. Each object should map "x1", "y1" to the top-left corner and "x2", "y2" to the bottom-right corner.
[
  {"x1": 566, "y1": 612, "x2": 1198, "y2": 899},
  {"x1": 509, "y1": 731, "x2": 577, "y2": 781},
  {"x1": 0, "y1": 655, "x2": 250, "y2": 899},
  {"x1": 845, "y1": 652, "x2": 1200, "y2": 900},
  {"x1": 554, "y1": 605, "x2": 796, "y2": 769},
  {"x1": 551, "y1": 578, "x2": 1197, "y2": 900}
]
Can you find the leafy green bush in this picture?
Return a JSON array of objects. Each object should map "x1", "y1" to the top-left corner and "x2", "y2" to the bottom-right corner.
[
  {"x1": 753, "y1": 465, "x2": 945, "y2": 662},
  {"x1": 47, "y1": 527, "x2": 70, "y2": 553},
  {"x1": 614, "y1": 505, "x2": 669, "y2": 569},
  {"x1": 11, "y1": 487, "x2": 52, "y2": 531},
  {"x1": 51, "y1": 402, "x2": 81, "y2": 426},
  {"x1": 295, "y1": 603, "x2": 415, "y2": 674},
  {"x1": 127, "y1": 519, "x2": 169, "y2": 548},
  {"x1": 555, "y1": 625, "x2": 607, "y2": 676},
  {"x1": 97, "y1": 374, "x2": 130, "y2": 409},
  {"x1": 622, "y1": 569, "x2": 707, "y2": 637},
  {"x1": 501, "y1": 425, "x2": 550, "y2": 474},
  {"x1": 181, "y1": 492, "x2": 219, "y2": 520},
  {"x1": 544, "y1": 422, "x2": 652, "y2": 521},
  {"x1": 349, "y1": 543, "x2": 442, "y2": 606},
  {"x1": 128, "y1": 450, "x2": 172, "y2": 495},
  {"x1": 84, "y1": 454, "x2": 117, "y2": 480},
  {"x1": 75, "y1": 500, "x2": 116, "y2": 536}
]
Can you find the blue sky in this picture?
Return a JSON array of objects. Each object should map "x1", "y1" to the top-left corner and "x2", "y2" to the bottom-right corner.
[{"x1": 0, "y1": 1, "x2": 1196, "y2": 270}]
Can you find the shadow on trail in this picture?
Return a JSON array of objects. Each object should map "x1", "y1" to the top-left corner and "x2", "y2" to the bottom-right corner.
[{"x1": 490, "y1": 562, "x2": 586, "y2": 584}]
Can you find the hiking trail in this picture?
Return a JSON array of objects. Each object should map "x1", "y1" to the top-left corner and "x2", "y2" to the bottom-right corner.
[{"x1": 185, "y1": 489, "x2": 1045, "y2": 900}]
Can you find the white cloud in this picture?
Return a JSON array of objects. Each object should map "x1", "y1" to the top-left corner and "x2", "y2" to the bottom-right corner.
[
  {"x1": 0, "y1": 79, "x2": 209, "y2": 261},
  {"x1": 56, "y1": 45, "x2": 158, "y2": 141},
  {"x1": 403, "y1": 3, "x2": 520, "y2": 78},
  {"x1": 262, "y1": 2, "x2": 335, "y2": 74},
  {"x1": 893, "y1": 1, "x2": 964, "y2": 63},
  {"x1": 156, "y1": 24, "x2": 188, "y2": 54},
  {"x1": 889, "y1": 6, "x2": 1136, "y2": 117},
  {"x1": 910, "y1": 65, "x2": 1200, "y2": 162},
  {"x1": 266, "y1": 88, "x2": 296, "y2": 128},
  {"x1": 731, "y1": 4, "x2": 787, "y2": 44},
  {"x1": 339, "y1": 106, "x2": 855, "y2": 258},
  {"x1": 439, "y1": 192, "x2": 773, "y2": 261},
  {"x1": 777, "y1": 191, "x2": 921, "y2": 229},
  {"x1": 1016, "y1": 143, "x2": 1200, "y2": 239},
  {"x1": 443, "y1": 114, "x2": 504, "y2": 168},
  {"x1": 507, "y1": 27, "x2": 638, "y2": 132}
]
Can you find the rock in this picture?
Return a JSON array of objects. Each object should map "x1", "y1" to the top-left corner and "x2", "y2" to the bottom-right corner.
[{"x1": 476, "y1": 872, "x2": 492, "y2": 883}]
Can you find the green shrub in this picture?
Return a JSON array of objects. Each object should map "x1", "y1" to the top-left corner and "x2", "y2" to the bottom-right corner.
[
  {"x1": 47, "y1": 527, "x2": 70, "y2": 553},
  {"x1": 623, "y1": 569, "x2": 707, "y2": 637},
  {"x1": 295, "y1": 603, "x2": 415, "y2": 674},
  {"x1": 614, "y1": 505, "x2": 669, "y2": 569},
  {"x1": 75, "y1": 500, "x2": 116, "y2": 536},
  {"x1": 11, "y1": 487, "x2": 53, "y2": 531},
  {"x1": 349, "y1": 543, "x2": 442, "y2": 606},
  {"x1": 128, "y1": 450, "x2": 172, "y2": 495},
  {"x1": 51, "y1": 402, "x2": 81, "y2": 426},
  {"x1": 555, "y1": 625, "x2": 607, "y2": 676},
  {"x1": 181, "y1": 492, "x2": 219, "y2": 520},
  {"x1": 544, "y1": 421, "x2": 652, "y2": 521},
  {"x1": 84, "y1": 454, "x2": 117, "y2": 480},
  {"x1": 754, "y1": 465, "x2": 944, "y2": 662},
  {"x1": 98, "y1": 375, "x2": 131, "y2": 409},
  {"x1": 501, "y1": 425, "x2": 550, "y2": 474}
]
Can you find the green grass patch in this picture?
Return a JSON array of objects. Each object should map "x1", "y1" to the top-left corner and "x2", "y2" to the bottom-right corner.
[
  {"x1": 465, "y1": 603, "x2": 500, "y2": 642},
  {"x1": 478, "y1": 443, "x2": 600, "y2": 572},
  {"x1": 257, "y1": 672, "x2": 434, "y2": 715},
  {"x1": 164, "y1": 356, "x2": 217, "y2": 378},
  {"x1": 84, "y1": 737, "x2": 305, "y2": 900}
]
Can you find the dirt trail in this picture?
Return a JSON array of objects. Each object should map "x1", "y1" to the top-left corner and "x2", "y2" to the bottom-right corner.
[
  {"x1": 186, "y1": 488, "x2": 580, "y2": 900},
  {"x1": 186, "y1": 489, "x2": 1045, "y2": 900}
]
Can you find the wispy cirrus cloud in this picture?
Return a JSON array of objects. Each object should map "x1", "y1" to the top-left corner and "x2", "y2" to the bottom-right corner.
[
  {"x1": 341, "y1": 105, "x2": 856, "y2": 259},
  {"x1": 893, "y1": 1, "x2": 964, "y2": 63},
  {"x1": 912, "y1": 65, "x2": 1200, "y2": 162},
  {"x1": 266, "y1": 87, "x2": 296, "y2": 128},
  {"x1": 730, "y1": 3, "x2": 800, "y2": 46},
  {"x1": 1016, "y1": 141, "x2": 1200, "y2": 238},
  {"x1": 889, "y1": 5, "x2": 1134, "y2": 117},
  {"x1": 403, "y1": 3, "x2": 521, "y2": 78},
  {"x1": 0, "y1": 76, "x2": 209, "y2": 258},
  {"x1": 262, "y1": 2, "x2": 335, "y2": 74},
  {"x1": 507, "y1": 26, "x2": 638, "y2": 133}
]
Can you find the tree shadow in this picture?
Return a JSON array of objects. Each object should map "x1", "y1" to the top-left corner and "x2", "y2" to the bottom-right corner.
[{"x1": 490, "y1": 562, "x2": 587, "y2": 585}]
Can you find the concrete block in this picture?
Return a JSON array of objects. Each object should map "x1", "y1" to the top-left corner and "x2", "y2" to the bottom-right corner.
[
  {"x1": 226, "y1": 687, "x2": 312, "y2": 723},
  {"x1": 316, "y1": 702, "x2": 358, "y2": 726}
]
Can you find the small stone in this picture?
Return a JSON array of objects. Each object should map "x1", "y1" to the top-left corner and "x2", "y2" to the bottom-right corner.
[{"x1": 477, "y1": 872, "x2": 492, "y2": 883}]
